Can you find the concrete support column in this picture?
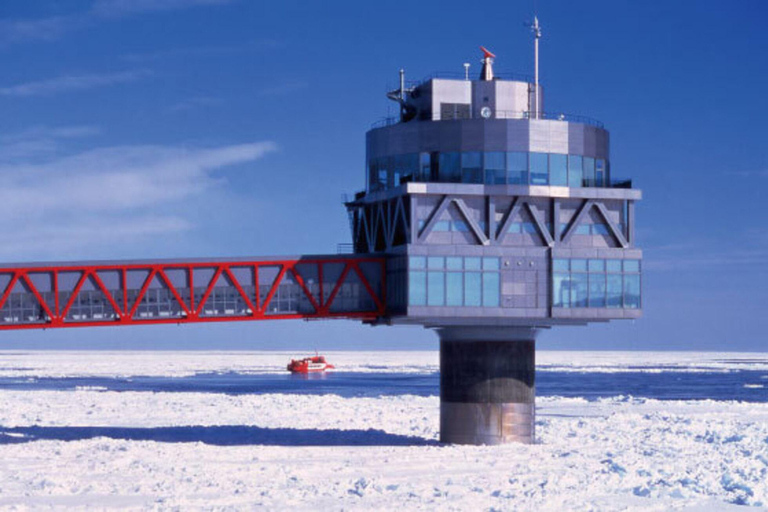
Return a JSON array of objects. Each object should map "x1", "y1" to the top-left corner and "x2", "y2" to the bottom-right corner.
[{"x1": 437, "y1": 326, "x2": 537, "y2": 445}]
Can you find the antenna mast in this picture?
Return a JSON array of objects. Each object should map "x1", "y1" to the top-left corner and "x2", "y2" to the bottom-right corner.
[{"x1": 530, "y1": 16, "x2": 542, "y2": 119}]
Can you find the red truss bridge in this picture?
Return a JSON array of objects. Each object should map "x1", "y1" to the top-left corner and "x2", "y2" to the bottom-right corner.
[{"x1": 0, "y1": 256, "x2": 386, "y2": 330}]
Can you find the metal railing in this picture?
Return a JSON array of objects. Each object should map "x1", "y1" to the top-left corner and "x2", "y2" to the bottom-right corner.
[{"x1": 371, "y1": 110, "x2": 604, "y2": 129}]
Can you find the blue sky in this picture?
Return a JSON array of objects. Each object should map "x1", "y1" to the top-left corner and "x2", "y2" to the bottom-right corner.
[{"x1": 0, "y1": 0, "x2": 766, "y2": 351}]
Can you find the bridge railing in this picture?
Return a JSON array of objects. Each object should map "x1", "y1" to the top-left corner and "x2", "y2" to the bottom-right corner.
[{"x1": 0, "y1": 256, "x2": 386, "y2": 330}]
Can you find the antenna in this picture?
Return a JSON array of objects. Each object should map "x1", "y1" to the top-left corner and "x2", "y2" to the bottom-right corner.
[
  {"x1": 527, "y1": 16, "x2": 542, "y2": 119},
  {"x1": 463, "y1": 62, "x2": 470, "y2": 81}
]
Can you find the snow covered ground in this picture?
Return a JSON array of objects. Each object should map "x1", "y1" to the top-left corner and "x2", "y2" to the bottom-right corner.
[{"x1": 0, "y1": 351, "x2": 767, "y2": 510}]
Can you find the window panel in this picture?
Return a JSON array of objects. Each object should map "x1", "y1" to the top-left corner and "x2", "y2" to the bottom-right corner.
[
  {"x1": 570, "y1": 272, "x2": 588, "y2": 307},
  {"x1": 446, "y1": 257, "x2": 463, "y2": 270},
  {"x1": 606, "y1": 260, "x2": 622, "y2": 273},
  {"x1": 438, "y1": 152, "x2": 461, "y2": 182},
  {"x1": 588, "y1": 274, "x2": 606, "y2": 307},
  {"x1": 571, "y1": 259, "x2": 588, "y2": 272},
  {"x1": 623, "y1": 274, "x2": 641, "y2": 308},
  {"x1": 530, "y1": 152, "x2": 549, "y2": 185},
  {"x1": 588, "y1": 259, "x2": 605, "y2": 272},
  {"x1": 464, "y1": 257, "x2": 482, "y2": 270},
  {"x1": 507, "y1": 152, "x2": 529, "y2": 185},
  {"x1": 427, "y1": 257, "x2": 444, "y2": 269},
  {"x1": 623, "y1": 260, "x2": 640, "y2": 273},
  {"x1": 553, "y1": 273, "x2": 570, "y2": 307},
  {"x1": 483, "y1": 273, "x2": 500, "y2": 307},
  {"x1": 483, "y1": 257, "x2": 500, "y2": 271},
  {"x1": 606, "y1": 274, "x2": 622, "y2": 308},
  {"x1": 409, "y1": 271, "x2": 426, "y2": 305},
  {"x1": 427, "y1": 272, "x2": 445, "y2": 306},
  {"x1": 446, "y1": 272, "x2": 463, "y2": 306},
  {"x1": 464, "y1": 272, "x2": 482, "y2": 306},
  {"x1": 553, "y1": 259, "x2": 569, "y2": 272},
  {"x1": 409, "y1": 256, "x2": 426, "y2": 269},
  {"x1": 461, "y1": 152, "x2": 483, "y2": 184},
  {"x1": 568, "y1": 155, "x2": 583, "y2": 188},
  {"x1": 549, "y1": 153, "x2": 568, "y2": 186},
  {"x1": 583, "y1": 157, "x2": 595, "y2": 187}
]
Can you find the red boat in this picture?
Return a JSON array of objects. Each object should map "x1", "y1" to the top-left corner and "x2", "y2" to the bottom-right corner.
[{"x1": 287, "y1": 354, "x2": 335, "y2": 373}]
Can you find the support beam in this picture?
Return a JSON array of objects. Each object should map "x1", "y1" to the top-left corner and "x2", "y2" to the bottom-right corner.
[{"x1": 437, "y1": 326, "x2": 537, "y2": 445}]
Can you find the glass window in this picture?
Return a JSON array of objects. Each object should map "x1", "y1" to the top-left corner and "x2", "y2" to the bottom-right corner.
[
  {"x1": 530, "y1": 152, "x2": 549, "y2": 185},
  {"x1": 575, "y1": 225, "x2": 591, "y2": 235},
  {"x1": 549, "y1": 154, "x2": 568, "y2": 186},
  {"x1": 623, "y1": 260, "x2": 640, "y2": 273},
  {"x1": 464, "y1": 272, "x2": 481, "y2": 306},
  {"x1": 433, "y1": 220, "x2": 451, "y2": 232},
  {"x1": 571, "y1": 259, "x2": 588, "y2": 272},
  {"x1": 606, "y1": 260, "x2": 622, "y2": 273},
  {"x1": 623, "y1": 274, "x2": 641, "y2": 308},
  {"x1": 446, "y1": 272, "x2": 463, "y2": 306},
  {"x1": 439, "y1": 152, "x2": 461, "y2": 183},
  {"x1": 461, "y1": 152, "x2": 483, "y2": 184},
  {"x1": 507, "y1": 152, "x2": 529, "y2": 185},
  {"x1": 583, "y1": 157, "x2": 595, "y2": 187},
  {"x1": 409, "y1": 256, "x2": 426, "y2": 269},
  {"x1": 409, "y1": 271, "x2": 426, "y2": 305},
  {"x1": 483, "y1": 257, "x2": 500, "y2": 271},
  {"x1": 446, "y1": 257, "x2": 463, "y2": 270},
  {"x1": 553, "y1": 259, "x2": 569, "y2": 272},
  {"x1": 588, "y1": 274, "x2": 606, "y2": 307},
  {"x1": 508, "y1": 222, "x2": 522, "y2": 234},
  {"x1": 593, "y1": 224, "x2": 610, "y2": 236},
  {"x1": 428, "y1": 257, "x2": 444, "y2": 269},
  {"x1": 588, "y1": 259, "x2": 605, "y2": 272},
  {"x1": 427, "y1": 272, "x2": 445, "y2": 306},
  {"x1": 418, "y1": 152, "x2": 431, "y2": 182},
  {"x1": 483, "y1": 273, "x2": 500, "y2": 307},
  {"x1": 568, "y1": 155, "x2": 583, "y2": 188},
  {"x1": 484, "y1": 152, "x2": 506, "y2": 185},
  {"x1": 570, "y1": 272, "x2": 588, "y2": 307},
  {"x1": 523, "y1": 222, "x2": 538, "y2": 234},
  {"x1": 453, "y1": 220, "x2": 469, "y2": 232},
  {"x1": 464, "y1": 257, "x2": 482, "y2": 270},
  {"x1": 606, "y1": 274, "x2": 622, "y2": 308},
  {"x1": 595, "y1": 159, "x2": 606, "y2": 187},
  {"x1": 553, "y1": 273, "x2": 570, "y2": 307}
]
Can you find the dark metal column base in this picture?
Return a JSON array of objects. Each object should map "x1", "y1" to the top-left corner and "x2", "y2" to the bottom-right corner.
[{"x1": 438, "y1": 327, "x2": 537, "y2": 445}]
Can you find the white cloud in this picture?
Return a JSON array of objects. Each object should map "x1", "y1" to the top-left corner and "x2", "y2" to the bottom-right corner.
[
  {"x1": 0, "y1": 1, "x2": 234, "y2": 46},
  {"x1": 90, "y1": 0, "x2": 233, "y2": 18},
  {"x1": 0, "y1": 70, "x2": 151, "y2": 98},
  {"x1": 0, "y1": 139, "x2": 277, "y2": 260},
  {"x1": 0, "y1": 125, "x2": 101, "y2": 162}
]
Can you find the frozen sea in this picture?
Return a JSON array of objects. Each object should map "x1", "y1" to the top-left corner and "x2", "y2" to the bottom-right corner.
[{"x1": 0, "y1": 350, "x2": 767, "y2": 510}]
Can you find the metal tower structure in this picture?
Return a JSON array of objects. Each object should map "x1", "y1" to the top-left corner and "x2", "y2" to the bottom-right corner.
[
  {"x1": 0, "y1": 27, "x2": 642, "y2": 445},
  {"x1": 345, "y1": 41, "x2": 642, "y2": 443}
]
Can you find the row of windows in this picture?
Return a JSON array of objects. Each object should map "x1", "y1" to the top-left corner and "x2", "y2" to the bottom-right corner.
[
  {"x1": 553, "y1": 258, "x2": 641, "y2": 309},
  {"x1": 409, "y1": 256, "x2": 500, "y2": 307},
  {"x1": 368, "y1": 151, "x2": 608, "y2": 191}
]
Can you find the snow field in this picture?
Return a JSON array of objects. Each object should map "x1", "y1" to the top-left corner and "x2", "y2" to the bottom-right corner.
[{"x1": 0, "y1": 351, "x2": 767, "y2": 510}]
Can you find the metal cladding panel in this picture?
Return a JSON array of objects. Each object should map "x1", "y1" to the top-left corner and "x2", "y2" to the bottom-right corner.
[
  {"x1": 494, "y1": 81, "x2": 531, "y2": 114},
  {"x1": 460, "y1": 120, "x2": 485, "y2": 150},
  {"x1": 431, "y1": 79, "x2": 471, "y2": 118},
  {"x1": 471, "y1": 80, "x2": 496, "y2": 119}
]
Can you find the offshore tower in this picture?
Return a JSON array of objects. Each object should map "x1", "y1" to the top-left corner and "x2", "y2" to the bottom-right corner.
[
  {"x1": 346, "y1": 27, "x2": 642, "y2": 444},
  {"x1": 0, "y1": 20, "x2": 641, "y2": 446}
]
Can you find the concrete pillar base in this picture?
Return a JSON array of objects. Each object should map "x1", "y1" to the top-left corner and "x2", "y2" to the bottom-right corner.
[{"x1": 437, "y1": 327, "x2": 537, "y2": 445}]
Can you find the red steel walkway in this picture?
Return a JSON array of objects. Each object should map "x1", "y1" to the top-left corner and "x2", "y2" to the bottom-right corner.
[{"x1": 0, "y1": 256, "x2": 386, "y2": 330}]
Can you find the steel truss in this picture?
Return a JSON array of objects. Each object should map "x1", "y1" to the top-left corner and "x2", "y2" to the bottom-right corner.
[{"x1": 0, "y1": 257, "x2": 386, "y2": 330}]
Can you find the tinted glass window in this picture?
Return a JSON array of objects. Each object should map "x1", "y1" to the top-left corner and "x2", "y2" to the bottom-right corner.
[
  {"x1": 549, "y1": 154, "x2": 568, "y2": 186},
  {"x1": 530, "y1": 152, "x2": 549, "y2": 185},
  {"x1": 568, "y1": 155, "x2": 583, "y2": 187}
]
